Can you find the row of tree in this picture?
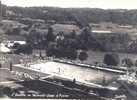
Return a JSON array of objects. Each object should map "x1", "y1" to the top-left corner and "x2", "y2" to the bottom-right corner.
[
  {"x1": 22, "y1": 25, "x2": 104, "y2": 61},
  {"x1": 12, "y1": 27, "x2": 91, "y2": 61},
  {"x1": 26, "y1": 26, "x2": 105, "y2": 50},
  {"x1": 12, "y1": 26, "x2": 135, "y2": 68},
  {"x1": 13, "y1": 43, "x2": 136, "y2": 68},
  {"x1": 12, "y1": 40, "x2": 136, "y2": 68}
]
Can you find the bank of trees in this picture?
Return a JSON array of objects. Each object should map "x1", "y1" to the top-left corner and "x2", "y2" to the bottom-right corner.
[
  {"x1": 45, "y1": 29, "x2": 89, "y2": 61},
  {"x1": 25, "y1": 25, "x2": 105, "y2": 61},
  {"x1": 24, "y1": 20, "x2": 117, "y2": 63}
]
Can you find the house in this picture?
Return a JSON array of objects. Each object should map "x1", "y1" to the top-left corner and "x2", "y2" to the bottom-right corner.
[
  {"x1": 2, "y1": 35, "x2": 26, "y2": 47},
  {"x1": 0, "y1": 43, "x2": 11, "y2": 53}
]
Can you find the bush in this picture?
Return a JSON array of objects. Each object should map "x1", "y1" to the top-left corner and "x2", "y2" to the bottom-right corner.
[
  {"x1": 135, "y1": 60, "x2": 137, "y2": 67},
  {"x1": 103, "y1": 53, "x2": 120, "y2": 66},
  {"x1": 14, "y1": 44, "x2": 33, "y2": 55},
  {"x1": 78, "y1": 51, "x2": 88, "y2": 62},
  {"x1": 122, "y1": 58, "x2": 133, "y2": 67}
]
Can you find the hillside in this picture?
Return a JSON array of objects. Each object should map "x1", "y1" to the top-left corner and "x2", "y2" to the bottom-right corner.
[{"x1": 5, "y1": 6, "x2": 137, "y2": 25}]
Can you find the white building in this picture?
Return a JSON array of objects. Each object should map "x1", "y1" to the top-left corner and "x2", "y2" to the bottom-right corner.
[{"x1": 0, "y1": 43, "x2": 11, "y2": 53}]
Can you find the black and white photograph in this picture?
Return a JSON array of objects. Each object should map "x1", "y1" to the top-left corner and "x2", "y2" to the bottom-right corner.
[{"x1": 0, "y1": 0, "x2": 137, "y2": 99}]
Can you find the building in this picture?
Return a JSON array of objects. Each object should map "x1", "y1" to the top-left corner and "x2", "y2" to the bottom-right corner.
[{"x1": 0, "y1": 42, "x2": 11, "y2": 53}]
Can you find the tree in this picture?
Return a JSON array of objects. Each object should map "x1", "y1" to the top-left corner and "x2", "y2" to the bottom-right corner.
[
  {"x1": 3, "y1": 87, "x2": 12, "y2": 97},
  {"x1": 10, "y1": 62, "x2": 13, "y2": 71},
  {"x1": 5, "y1": 27, "x2": 21, "y2": 35},
  {"x1": 78, "y1": 51, "x2": 88, "y2": 62},
  {"x1": 78, "y1": 27, "x2": 91, "y2": 50},
  {"x1": 103, "y1": 53, "x2": 120, "y2": 66},
  {"x1": 14, "y1": 44, "x2": 33, "y2": 55},
  {"x1": 69, "y1": 30, "x2": 76, "y2": 39},
  {"x1": 0, "y1": 63, "x2": 1, "y2": 68},
  {"x1": 26, "y1": 29, "x2": 39, "y2": 49},
  {"x1": 46, "y1": 42, "x2": 57, "y2": 57},
  {"x1": 135, "y1": 60, "x2": 137, "y2": 67},
  {"x1": 47, "y1": 27, "x2": 55, "y2": 42},
  {"x1": 65, "y1": 47, "x2": 77, "y2": 60},
  {"x1": 122, "y1": 58, "x2": 133, "y2": 67},
  {"x1": 12, "y1": 43, "x2": 21, "y2": 49}
]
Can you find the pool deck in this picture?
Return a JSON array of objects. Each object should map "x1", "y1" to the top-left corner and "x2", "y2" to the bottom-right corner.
[
  {"x1": 53, "y1": 59, "x2": 126, "y2": 74},
  {"x1": 13, "y1": 61, "x2": 120, "y2": 91}
]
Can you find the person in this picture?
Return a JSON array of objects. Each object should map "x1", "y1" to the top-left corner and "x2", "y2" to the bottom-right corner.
[
  {"x1": 135, "y1": 71, "x2": 137, "y2": 78},
  {"x1": 35, "y1": 74, "x2": 40, "y2": 80},
  {"x1": 102, "y1": 75, "x2": 106, "y2": 86},
  {"x1": 10, "y1": 62, "x2": 13, "y2": 71},
  {"x1": 0, "y1": 63, "x2": 2, "y2": 68},
  {"x1": 58, "y1": 67, "x2": 61, "y2": 74},
  {"x1": 72, "y1": 78, "x2": 76, "y2": 88},
  {"x1": 73, "y1": 78, "x2": 76, "y2": 84}
]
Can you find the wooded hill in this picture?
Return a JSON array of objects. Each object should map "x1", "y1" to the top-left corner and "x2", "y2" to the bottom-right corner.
[{"x1": 6, "y1": 6, "x2": 137, "y2": 25}]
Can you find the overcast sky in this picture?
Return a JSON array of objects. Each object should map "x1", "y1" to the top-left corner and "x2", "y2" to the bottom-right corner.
[{"x1": 2, "y1": 0, "x2": 137, "y2": 9}]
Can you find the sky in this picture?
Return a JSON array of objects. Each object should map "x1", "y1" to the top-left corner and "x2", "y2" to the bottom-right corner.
[{"x1": 1, "y1": 0, "x2": 137, "y2": 9}]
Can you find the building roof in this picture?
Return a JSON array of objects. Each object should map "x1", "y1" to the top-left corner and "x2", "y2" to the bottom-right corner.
[{"x1": 92, "y1": 30, "x2": 112, "y2": 33}]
